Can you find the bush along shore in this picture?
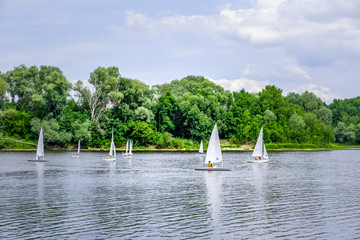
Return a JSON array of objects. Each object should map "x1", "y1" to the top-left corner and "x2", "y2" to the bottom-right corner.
[{"x1": 0, "y1": 136, "x2": 357, "y2": 152}]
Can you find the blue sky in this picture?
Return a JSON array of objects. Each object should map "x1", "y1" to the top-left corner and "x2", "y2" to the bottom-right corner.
[{"x1": 1, "y1": 0, "x2": 360, "y2": 102}]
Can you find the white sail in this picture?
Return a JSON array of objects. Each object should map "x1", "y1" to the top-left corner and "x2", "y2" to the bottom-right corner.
[
  {"x1": 104, "y1": 128, "x2": 116, "y2": 161},
  {"x1": 109, "y1": 128, "x2": 116, "y2": 157},
  {"x1": 125, "y1": 140, "x2": 129, "y2": 154},
  {"x1": 36, "y1": 128, "x2": 44, "y2": 157},
  {"x1": 129, "y1": 139, "x2": 133, "y2": 154},
  {"x1": 204, "y1": 124, "x2": 222, "y2": 164},
  {"x1": 199, "y1": 140, "x2": 204, "y2": 153},
  {"x1": 109, "y1": 130, "x2": 114, "y2": 156},
  {"x1": 263, "y1": 144, "x2": 268, "y2": 159},
  {"x1": 252, "y1": 127, "x2": 263, "y2": 157},
  {"x1": 77, "y1": 140, "x2": 81, "y2": 155}
]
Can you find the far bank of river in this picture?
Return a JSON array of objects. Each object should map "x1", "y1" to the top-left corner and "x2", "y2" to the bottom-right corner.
[{"x1": 1, "y1": 143, "x2": 358, "y2": 152}]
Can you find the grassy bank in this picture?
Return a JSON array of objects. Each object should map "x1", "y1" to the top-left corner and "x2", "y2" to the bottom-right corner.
[{"x1": 1, "y1": 137, "x2": 358, "y2": 152}]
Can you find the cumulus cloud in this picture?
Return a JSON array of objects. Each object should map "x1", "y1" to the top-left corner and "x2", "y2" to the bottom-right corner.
[
  {"x1": 117, "y1": 0, "x2": 360, "y2": 65},
  {"x1": 207, "y1": 77, "x2": 268, "y2": 93},
  {"x1": 290, "y1": 84, "x2": 339, "y2": 103}
]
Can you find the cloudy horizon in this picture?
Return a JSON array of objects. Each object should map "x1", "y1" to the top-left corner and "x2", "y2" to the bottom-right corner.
[{"x1": 1, "y1": 0, "x2": 359, "y2": 103}]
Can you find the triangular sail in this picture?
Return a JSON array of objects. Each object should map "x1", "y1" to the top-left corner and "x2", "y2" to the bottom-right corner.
[
  {"x1": 77, "y1": 140, "x2": 81, "y2": 155},
  {"x1": 252, "y1": 127, "x2": 263, "y2": 157},
  {"x1": 125, "y1": 140, "x2": 129, "y2": 154},
  {"x1": 199, "y1": 140, "x2": 204, "y2": 153},
  {"x1": 263, "y1": 144, "x2": 268, "y2": 159},
  {"x1": 109, "y1": 129, "x2": 114, "y2": 156},
  {"x1": 113, "y1": 141, "x2": 116, "y2": 157},
  {"x1": 36, "y1": 128, "x2": 44, "y2": 157},
  {"x1": 204, "y1": 124, "x2": 222, "y2": 164},
  {"x1": 129, "y1": 140, "x2": 133, "y2": 154}
]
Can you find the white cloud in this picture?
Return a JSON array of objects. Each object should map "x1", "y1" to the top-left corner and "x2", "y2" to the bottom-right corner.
[
  {"x1": 117, "y1": 0, "x2": 360, "y2": 65},
  {"x1": 207, "y1": 77, "x2": 268, "y2": 93},
  {"x1": 291, "y1": 84, "x2": 339, "y2": 103}
]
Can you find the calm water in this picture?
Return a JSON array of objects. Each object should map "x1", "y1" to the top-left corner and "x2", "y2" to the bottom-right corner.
[{"x1": 0, "y1": 150, "x2": 360, "y2": 239}]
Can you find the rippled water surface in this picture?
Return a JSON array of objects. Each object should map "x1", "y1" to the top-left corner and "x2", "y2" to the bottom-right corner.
[{"x1": 1, "y1": 150, "x2": 360, "y2": 239}]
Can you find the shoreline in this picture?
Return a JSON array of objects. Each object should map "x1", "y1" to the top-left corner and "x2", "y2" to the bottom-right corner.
[{"x1": 1, "y1": 146, "x2": 358, "y2": 152}]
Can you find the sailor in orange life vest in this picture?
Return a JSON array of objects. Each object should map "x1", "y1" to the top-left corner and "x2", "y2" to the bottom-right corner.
[
  {"x1": 208, "y1": 161, "x2": 212, "y2": 167},
  {"x1": 255, "y1": 157, "x2": 258, "y2": 160}
]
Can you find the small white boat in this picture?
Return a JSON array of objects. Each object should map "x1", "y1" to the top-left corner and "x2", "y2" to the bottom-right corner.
[
  {"x1": 28, "y1": 128, "x2": 47, "y2": 162},
  {"x1": 195, "y1": 124, "x2": 231, "y2": 171},
  {"x1": 72, "y1": 140, "x2": 80, "y2": 158},
  {"x1": 195, "y1": 140, "x2": 206, "y2": 157},
  {"x1": 247, "y1": 127, "x2": 269, "y2": 163},
  {"x1": 104, "y1": 129, "x2": 116, "y2": 161}
]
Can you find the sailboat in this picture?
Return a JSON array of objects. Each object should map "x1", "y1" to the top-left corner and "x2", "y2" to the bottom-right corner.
[
  {"x1": 195, "y1": 140, "x2": 206, "y2": 157},
  {"x1": 122, "y1": 140, "x2": 128, "y2": 157},
  {"x1": 104, "y1": 129, "x2": 116, "y2": 161},
  {"x1": 72, "y1": 140, "x2": 80, "y2": 158},
  {"x1": 247, "y1": 127, "x2": 269, "y2": 163},
  {"x1": 123, "y1": 139, "x2": 133, "y2": 158},
  {"x1": 28, "y1": 128, "x2": 47, "y2": 162},
  {"x1": 194, "y1": 124, "x2": 231, "y2": 171}
]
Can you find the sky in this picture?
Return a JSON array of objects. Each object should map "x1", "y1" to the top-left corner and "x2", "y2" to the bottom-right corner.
[{"x1": 1, "y1": 0, "x2": 360, "y2": 103}]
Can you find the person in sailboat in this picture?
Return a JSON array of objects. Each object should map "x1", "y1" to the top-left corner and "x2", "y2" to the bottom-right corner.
[
  {"x1": 208, "y1": 161, "x2": 212, "y2": 168},
  {"x1": 255, "y1": 157, "x2": 258, "y2": 160}
]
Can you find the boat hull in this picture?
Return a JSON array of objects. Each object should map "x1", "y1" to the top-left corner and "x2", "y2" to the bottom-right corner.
[
  {"x1": 247, "y1": 159, "x2": 269, "y2": 163},
  {"x1": 28, "y1": 159, "x2": 48, "y2": 162},
  {"x1": 194, "y1": 167, "x2": 231, "y2": 171},
  {"x1": 103, "y1": 158, "x2": 116, "y2": 161}
]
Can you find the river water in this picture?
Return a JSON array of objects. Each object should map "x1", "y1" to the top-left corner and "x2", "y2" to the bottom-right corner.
[{"x1": 0, "y1": 150, "x2": 359, "y2": 239}]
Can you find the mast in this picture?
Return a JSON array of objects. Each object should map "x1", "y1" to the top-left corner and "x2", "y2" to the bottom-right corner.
[{"x1": 77, "y1": 140, "x2": 81, "y2": 155}]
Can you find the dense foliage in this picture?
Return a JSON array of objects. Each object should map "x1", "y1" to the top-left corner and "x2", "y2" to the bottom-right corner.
[{"x1": 0, "y1": 64, "x2": 359, "y2": 149}]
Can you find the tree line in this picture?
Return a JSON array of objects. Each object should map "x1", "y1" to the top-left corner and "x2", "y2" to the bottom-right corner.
[{"x1": 0, "y1": 64, "x2": 359, "y2": 149}]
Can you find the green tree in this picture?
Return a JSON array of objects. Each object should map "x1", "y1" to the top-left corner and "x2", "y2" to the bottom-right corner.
[
  {"x1": 0, "y1": 109, "x2": 31, "y2": 138},
  {"x1": 286, "y1": 92, "x2": 301, "y2": 105},
  {"x1": 289, "y1": 112, "x2": 305, "y2": 131},
  {"x1": 129, "y1": 120, "x2": 156, "y2": 146},
  {"x1": 30, "y1": 118, "x2": 71, "y2": 144},
  {"x1": 259, "y1": 85, "x2": 285, "y2": 114},
  {"x1": 264, "y1": 109, "x2": 277, "y2": 122},
  {"x1": 314, "y1": 106, "x2": 333, "y2": 126},
  {"x1": 299, "y1": 91, "x2": 323, "y2": 111},
  {"x1": 134, "y1": 106, "x2": 154, "y2": 123},
  {"x1": 333, "y1": 121, "x2": 346, "y2": 143},
  {"x1": 74, "y1": 66, "x2": 122, "y2": 123},
  {"x1": 153, "y1": 91, "x2": 180, "y2": 133},
  {"x1": 4, "y1": 65, "x2": 71, "y2": 119},
  {"x1": 0, "y1": 74, "x2": 8, "y2": 109}
]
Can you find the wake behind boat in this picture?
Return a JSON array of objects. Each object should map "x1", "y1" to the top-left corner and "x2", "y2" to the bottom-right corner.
[
  {"x1": 247, "y1": 127, "x2": 269, "y2": 163},
  {"x1": 28, "y1": 128, "x2": 47, "y2": 162},
  {"x1": 194, "y1": 124, "x2": 231, "y2": 171}
]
